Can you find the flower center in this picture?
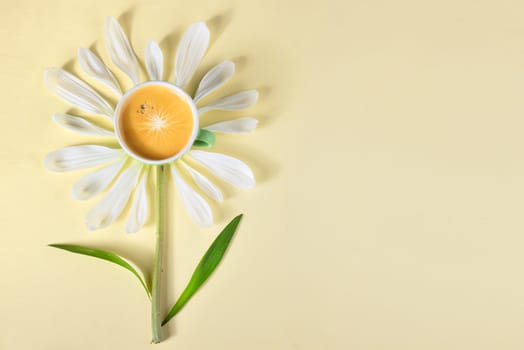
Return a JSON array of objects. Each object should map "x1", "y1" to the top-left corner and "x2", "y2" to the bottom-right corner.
[{"x1": 115, "y1": 82, "x2": 198, "y2": 164}]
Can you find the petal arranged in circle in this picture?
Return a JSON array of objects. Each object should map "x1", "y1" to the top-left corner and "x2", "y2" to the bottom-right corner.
[
  {"x1": 144, "y1": 40, "x2": 164, "y2": 81},
  {"x1": 174, "y1": 22, "x2": 210, "y2": 87},
  {"x1": 189, "y1": 150, "x2": 255, "y2": 189},
  {"x1": 44, "y1": 68, "x2": 114, "y2": 118},
  {"x1": 193, "y1": 60, "x2": 235, "y2": 103},
  {"x1": 77, "y1": 48, "x2": 122, "y2": 96},
  {"x1": 44, "y1": 145, "x2": 122, "y2": 172},
  {"x1": 104, "y1": 16, "x2": 141, "y2": 85},
  {"x1": 170, "y1": 165, "x2": 213, "y2": 228},
  {"x1": 126, "y1": 168, "x2": 150, "y2": 233},
  {"x1": 71, "y1": 157, "x2": 127, "y2": 200},
  {"x1": 85, "y1": 163, "x2": 142, "y2": 230},
  {"x1": 203, "y1": 117, "x2": 258, "y2": 134},
  {"x1": 181, "y1": 160, "x2": 223, "y2": 202},
  {"x1": 52, "y1": 113, "x2": 114, "y2": 136},
  {"x1": 198, "y1": 90, "x2": 258, "y2": 115}
]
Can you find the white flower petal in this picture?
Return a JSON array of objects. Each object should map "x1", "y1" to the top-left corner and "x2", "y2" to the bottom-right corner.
[
  {"x1": 44, "y1": 68, "x2": 114, "y2": 118},
  {"x1": 198, "y1": 90, "x2": 258, "y2": 115},
  {"x1": 77, "y1": 48, "x2": 122, "y2": 96},
  {"x1": 181, "y1": 161, "x2": 223, "y2": 202},
  {"x1": 44, "y1": 145, "x2": 122, "y2": 172},
  {"x1": 53, "y1": 113, "x2": 114, "y2": 136},
  {"x1": 193, "y1": 60, "x2": 235, "y2": 103},
  {"x1": 203, "y1": 117, "x2": 258, "y2": 134},
  {"x1": 85, "y1": 163, "x2": 142, "y2": 230},
  {"x1": 104, "y1": 16, "x2": 140, "y2": 85},
  {"x1": 174, "y1": 22, "x2": 210, "y2": 87},
  {"x1": 71, "y1": 157, "x2": 127, "y2": 200},
  {"x1": 170, "y1": 165, "x2": 213, "y2": 228},
  {"x1": 189, "y1": 150, "x2": 255, "y2": 189},
  {"x1": 144, "y1": 40, "x2": 163, "y2": 81},
  {"x1": 126, "y1": 168, "x2": 149, "y2": 233}
]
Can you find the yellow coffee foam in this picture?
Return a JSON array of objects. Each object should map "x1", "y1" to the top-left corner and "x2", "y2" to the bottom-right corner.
[{"x1": 118, "y1": 84, "x2": 195, "y2": 160}]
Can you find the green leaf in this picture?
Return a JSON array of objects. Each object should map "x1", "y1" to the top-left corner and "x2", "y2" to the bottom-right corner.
[
  {"x1": 48, "y1": 244, "x2": 151, "y2": 300},
  {"x1": 193, "y1": 129, "x2": 216, "y2": 148},
  {"x1": 162, "y1": 214, "x2": 243, "y2": 326}
]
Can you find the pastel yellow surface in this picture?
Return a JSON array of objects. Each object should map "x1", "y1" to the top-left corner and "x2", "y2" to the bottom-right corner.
[{"x1": 2, "y1": 0, "x2": 524, "y2": 348}]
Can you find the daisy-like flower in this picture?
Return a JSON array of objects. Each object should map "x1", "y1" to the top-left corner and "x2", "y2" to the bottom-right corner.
[{"x1": 44, "y1": 17, "x2": 258, "y2": 232}]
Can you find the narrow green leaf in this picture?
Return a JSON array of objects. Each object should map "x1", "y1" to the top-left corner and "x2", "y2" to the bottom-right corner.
[
  {"x1": 48, "y1": 244, "x2": 151, "y2": 300},
  {"x1": 193, "y1": 129, "x2": 216, "y2": 148},
  {"x1": 162, "y1": 214, "x2": 243, "y2": 326}
]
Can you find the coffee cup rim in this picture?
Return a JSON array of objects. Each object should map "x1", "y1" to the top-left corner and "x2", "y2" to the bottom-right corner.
[{"x1": 113, "y1": 81, "x2": 199, "y2": 165}]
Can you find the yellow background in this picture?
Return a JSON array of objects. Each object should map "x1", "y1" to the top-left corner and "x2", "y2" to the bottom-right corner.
[{"x1": 2, "y1": 0, "x2": 524, "y2": 348}]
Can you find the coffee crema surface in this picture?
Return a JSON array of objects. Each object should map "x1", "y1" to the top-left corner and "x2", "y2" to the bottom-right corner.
[{"x1": 117, "y1": 84, "x2": 196, "y2": 161}]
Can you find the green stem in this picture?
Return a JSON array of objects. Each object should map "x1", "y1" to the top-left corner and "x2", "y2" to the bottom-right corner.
[{"x1": 151, "y1": 165, "x2": 166, "y2": 343}]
